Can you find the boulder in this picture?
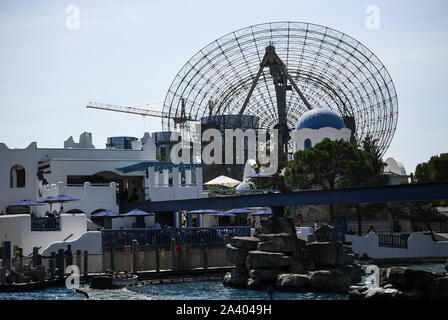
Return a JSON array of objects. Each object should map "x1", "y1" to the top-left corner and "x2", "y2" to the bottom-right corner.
[
  {"x1": 257, "y1": 233, "x2": 296, "y2": 253},
  {"x1": 246, "y1": 277, "x2": 268, "y2": 290},
  {"x1": 255, "y1": 217, "x2": 296, "y2": 237},
  {"x1": 305, "y1": 242, "x2": 346, "y2": 267},
  {"x1": 223, "y1": 272, "x2": 248, "y2": 288},
  {"x1": 230, "y1": 237, "x2": 260, "y2": 250},
  {"x1": 231, "y1": 267, "x2": 249, "y2": 278},
  {"x1": 249, "y1": 269, "x2": 282, "y2": 281},
  {"x1": 363, "y1": 287, "x2": 401, "y2": 300},
  {"x1": 246, "y1": 250, "x2": 293, "y2": 269},
  {"x1": 314, "y1": 225, "x2": 335, "y2": 242},
  {"x1": 226, "y1": 244, "x2": 248, "y2": 267},
  {"x1": 276, "y1": 273, "x2": 310, "y2": 291},
  {"x1": 308, "y1": 269, "x2": 351, "y2": 293},
  {"x1": 289, "y1": 259, "x2": 306, "y2": 274},
  {"x1": 427, "y1": 276, "x2": 448, "y2": 300},
  {"x1": 343, "y1": 264, "x2": 362, "y2": 284},
  {"x1": 381, "y1": 266, "x2": 440, "y2": 290}
]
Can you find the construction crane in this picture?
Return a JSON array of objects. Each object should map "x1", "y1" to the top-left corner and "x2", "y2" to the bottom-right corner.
[{"x1": 86, "y1": 98, "x2": 197, "y2": 129}]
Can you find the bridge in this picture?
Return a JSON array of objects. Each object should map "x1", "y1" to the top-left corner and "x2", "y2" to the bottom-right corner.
[{"x1": 122, "y1": 182, "x2": 448, "y2": 217}]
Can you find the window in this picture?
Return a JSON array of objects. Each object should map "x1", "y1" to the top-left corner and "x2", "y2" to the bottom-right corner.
[
  {"x1": 304, "y1": 139, "x2": 312, "y2": 150},
  {"x1": 10, "y1": 165, "x2": 25, "y2": 188}
]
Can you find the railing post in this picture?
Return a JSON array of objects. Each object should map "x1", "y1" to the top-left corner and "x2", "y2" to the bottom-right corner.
[
  {"x1": 202, "y1": 246, "x2": 208, "y2": 273},
  {"x1": 155, "y1": 246, "x2": 160, "y2": 273},
  {"x1": 110, "y1": 245, "x2": 115, "y2": 271},
  {"x1": 57, "y1": 249, "x2": 64, "y2": 278},
  {"x1": 32, "y1": 247, "x2": 39, "y2": 267},
  {"x1": 49, "y1": 251, "x2": 56, "y2": 278},
  {"x1": 76, "y1": 250, "x2": 82, "y2": 273},
  {"x1": 83, "y1": 251, "x2": 88, "y2": 280},
  {"x1": 132, "y1": 239, "x2": 138, "y2": 274}
]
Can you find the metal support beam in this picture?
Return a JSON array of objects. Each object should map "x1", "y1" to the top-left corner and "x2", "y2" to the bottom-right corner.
[{"x1": 123, "y1": 182, "x2": 448, "y2": 214}]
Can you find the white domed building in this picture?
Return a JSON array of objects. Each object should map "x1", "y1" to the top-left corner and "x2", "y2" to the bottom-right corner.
[
  {"x1": 383, "y1": 157, "x2": 410, "y2": 185},
  {"x1": 291, "y1": 108, "x2": 352, "y2": 152}
]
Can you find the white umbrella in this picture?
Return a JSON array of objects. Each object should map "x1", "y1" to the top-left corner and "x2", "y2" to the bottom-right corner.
[{"x1": 204, "y1": 175, "x2": 241, "y2": 188}]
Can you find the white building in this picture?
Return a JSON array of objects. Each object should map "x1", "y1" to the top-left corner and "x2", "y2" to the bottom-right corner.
[
  {"x1": 0, "y1": 131, "x2": 204, "y2": 255},
  {"x1": 1, "y1": 131, "x2": 203, "y2": 218},
  {"x1": 291, "y1": 108, "x2": 352, "y2": 152},
  {"x1": 384, "y1": 157, "x2": 410, "y2": 185}
]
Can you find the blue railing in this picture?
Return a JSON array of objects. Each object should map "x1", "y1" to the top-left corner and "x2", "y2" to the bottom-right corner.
[
  {"x1": 101, "y1": 226, "x2": 251, "y2": 249},
  {"x1": 31, "y1": 216, "x2": 61, "y2": 231}
]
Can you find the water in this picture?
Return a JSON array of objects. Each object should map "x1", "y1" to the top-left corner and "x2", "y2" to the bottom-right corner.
[{"x1": 0, "y1": 263, "x2": 445, "y2": 300}]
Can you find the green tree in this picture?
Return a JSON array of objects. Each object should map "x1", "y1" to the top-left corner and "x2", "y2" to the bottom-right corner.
[
  {"x1": 284, "y1": 138, "x2": 359, "y2": 223},
  {"x1": 342, "y1": 136, "x2": 387, "y2": 235},
  {"x1": 413, "y1": 153, "x2": 448, "y2": 183}
]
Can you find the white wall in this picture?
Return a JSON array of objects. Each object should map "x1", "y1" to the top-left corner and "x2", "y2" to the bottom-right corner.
[
  {"x1": 0, "y1": 214, "x2": 87, "y2": 255},
  {"x1": 346, "y1": 232, "x2": 448, "y2": 259},
  {"x1": 111, "y1": 215, "x2": 155, "y2": 229},
  {"x1": 38, "y1": 181, "x2": 119, "y2": 218},
  {"x1": 41, "y1": 231, "x2": 103, "y2": 273},
  {"x1": 292, "y1": 127, "x2": 351, "y2": 153}
]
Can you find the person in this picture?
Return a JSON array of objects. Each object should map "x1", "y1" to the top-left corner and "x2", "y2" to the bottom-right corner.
[
  {"x1": 313, "y1": 220, "x2": 319, "y2": 230},
  {"x1": 368, "y1": 225, "x2": 376, "y2": 234}
]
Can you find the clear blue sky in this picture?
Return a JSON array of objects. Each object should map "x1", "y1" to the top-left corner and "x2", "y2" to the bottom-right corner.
[{"x1": 0, "y1": 0, "x2": 447, "y2": 174}]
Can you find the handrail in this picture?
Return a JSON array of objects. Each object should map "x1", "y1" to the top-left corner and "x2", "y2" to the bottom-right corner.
[{"x1": 63, "y1": 234, "x2": 74, "y2": 241}]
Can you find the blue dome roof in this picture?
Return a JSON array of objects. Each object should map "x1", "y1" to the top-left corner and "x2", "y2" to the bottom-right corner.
[{"x1": 296, "y1": 108, "x2": 346, "y2": 131}]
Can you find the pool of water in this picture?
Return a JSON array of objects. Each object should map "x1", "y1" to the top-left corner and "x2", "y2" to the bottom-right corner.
[{"x1": 0, "y1": 263, "x2": 445, "y2": 300}]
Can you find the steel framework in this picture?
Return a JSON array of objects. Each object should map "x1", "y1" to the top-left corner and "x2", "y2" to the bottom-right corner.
[{"x1": 163, "y1": 21, "x2": 398, "y2": 155}]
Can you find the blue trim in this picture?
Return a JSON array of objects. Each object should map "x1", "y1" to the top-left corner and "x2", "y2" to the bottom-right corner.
[{"x1": 117, "y1": 161, "x2": 203, "y2": 173}]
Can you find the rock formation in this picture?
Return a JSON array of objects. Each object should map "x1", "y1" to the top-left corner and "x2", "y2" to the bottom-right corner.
[
  {"x1": 223, "y1": 216, "x2": 362, "y2": 294},
  {"x1": 349, "y1": 266, "x2": 448, "y2": 300}
]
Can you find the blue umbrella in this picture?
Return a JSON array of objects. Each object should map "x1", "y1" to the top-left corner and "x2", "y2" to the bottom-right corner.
[
  {"x1": 9, "y1": 200, "x2": 45, "y2": 206},
  {"x1": 247, "y1": 173, "x2": 273, "y2": 178},
  {"x1": 205, "y1": 212, "x2": 236, "y2": 217},
  {"x1": 122, "y1": 209, "x2": 152, "y2": 216},
  {"x1": 38, "y1": 194, "x2": 80, "y2": 212},
  {"x1": 91, "y1": 210, "x2": 119, "y2": 217},
  {"x1": 249, "y1": 209, "x2": 272, "y2": 215},
  {"x1": 223, "y1": 208, "x2": 253, "y2": 214},
  {"x1": 187, "y1": 209, "x2": 219, "y2": 214}
]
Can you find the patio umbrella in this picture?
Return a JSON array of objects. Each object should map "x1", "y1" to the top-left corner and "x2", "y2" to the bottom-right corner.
[
  {"x1": 223, "y1": 208, "x2": 253, "y2": 214},
  {"x1": 91, "y1": 210, "x2": 119, "y2": 217},
  {"x1": 9, "y1": 200, "x2": 45, "y2": 206},
  {"x1": 204, "y1": 175, "x2": 241, "y2": 188},
  {"x1": 187, "y1": 209, "x2": 219, "y2": 214},
  {"x1": 122, "y1": 209, "x2": 152, "y2": 216},
  {"x1": 205, "y1": 212, "x2": 237, "y2": 217},
  {"x1": 247, "y1": 173, "x2": 273, "y2": 179},
  {"x1": 38, "y1": 194, "x2": 80, "y2": 213},
  {"x1": 249, "y1": 209, "x2": 272, "y2": 215}
]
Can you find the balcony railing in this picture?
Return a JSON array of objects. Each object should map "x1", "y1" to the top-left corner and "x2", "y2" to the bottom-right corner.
[
  {"x1": 101, "y1": 226, "x2": 251, "y2": 249},
  {"x1": 378, "y1": 234, "x2": 408, "y2": 249},
  {"x1": 31, "y1": 216, "x2": 61, "y2": 231}
]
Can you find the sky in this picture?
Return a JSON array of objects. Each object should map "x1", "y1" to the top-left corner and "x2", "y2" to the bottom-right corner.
[{"x1": 0, "y1": 0, "x2": 447, "y2": 174}]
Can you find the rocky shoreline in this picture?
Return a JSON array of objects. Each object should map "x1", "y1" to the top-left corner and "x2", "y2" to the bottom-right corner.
[
  {"x1": 223, "y1": 217, "x2": 362, "y2": 294},
  {"x1": 223, "y1": 216, "x2": 448, "y2": 300},
  {"x1": 349, "y1": 266, "x2": 448, "y2": 300}
]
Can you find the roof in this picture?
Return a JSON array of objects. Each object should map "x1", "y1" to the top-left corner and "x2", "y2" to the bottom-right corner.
[
  {"x1": 116, "y1": 161, "x2": 202, "y2": 173},
  {"x1": 384, "y1": 157, "x2": 407, "y2": 176},
  {"x1": 296, "y1": 108, "x2": 346, "y2": 131}
]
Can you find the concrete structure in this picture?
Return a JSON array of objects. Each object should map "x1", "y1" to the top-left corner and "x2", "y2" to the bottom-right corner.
[
  {"x1": 346, "y1": 232, "x2": 448, "y2": 260},
  {"x1": 0, "y1": 213, "x2": 87, "y2": 255}
]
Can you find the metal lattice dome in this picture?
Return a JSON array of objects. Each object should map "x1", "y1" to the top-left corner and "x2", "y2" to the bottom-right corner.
[{"x1": 163, "y1": 21, "x2": 398, "y2": 155}]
